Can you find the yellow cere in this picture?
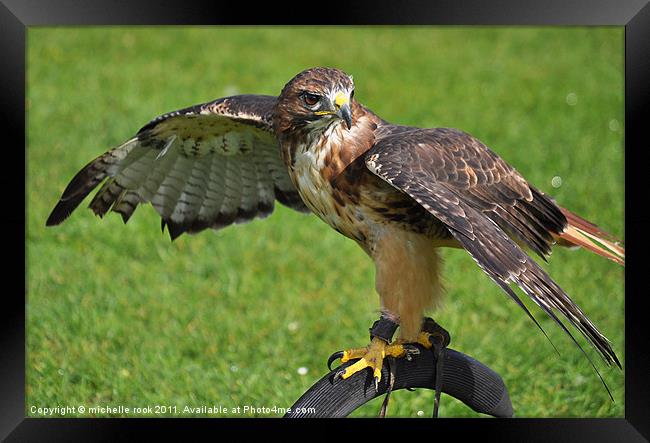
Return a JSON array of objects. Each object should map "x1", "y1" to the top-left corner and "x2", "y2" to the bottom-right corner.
[
  {"x1": 334, "y1": 91, "x2": 349, "y2": 108},
  {"x1": 313, "y1": 92, "x2": 349, "y2": 116}
]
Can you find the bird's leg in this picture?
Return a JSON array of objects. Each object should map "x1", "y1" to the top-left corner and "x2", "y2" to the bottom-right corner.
[
  {"x1": 327, "y1": 314, "x2": 418, "y2": 390},
  {"x1": 327, "y1": 316, "x2": 451, "y2": 416}
]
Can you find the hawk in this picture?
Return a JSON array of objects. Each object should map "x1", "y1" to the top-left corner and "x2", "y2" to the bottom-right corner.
[{"x1": 47, "y1": 67, "x2": 624, "y2": 393}]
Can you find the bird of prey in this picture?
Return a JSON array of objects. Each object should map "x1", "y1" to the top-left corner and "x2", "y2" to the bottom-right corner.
[{"x1": 47, "y1": 67, "x2": 624, "y2": 392}]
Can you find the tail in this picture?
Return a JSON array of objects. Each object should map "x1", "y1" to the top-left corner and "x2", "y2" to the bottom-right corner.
[{"x1": 556, "y1": 207, "x2": 624, "y2": 266}]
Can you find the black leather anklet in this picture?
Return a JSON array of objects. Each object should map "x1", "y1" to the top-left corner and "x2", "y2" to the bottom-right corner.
[
  {"x1": 422, "y1": 317, "x2": 451, "y2": 347},
  {"x1": 369, "y1": 315, "x2": 399, "y2": 343}
]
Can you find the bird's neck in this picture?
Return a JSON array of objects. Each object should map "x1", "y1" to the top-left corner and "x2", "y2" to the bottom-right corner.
[{"x1": 278, "y1": 104, "x2": 381, "y2": 178}]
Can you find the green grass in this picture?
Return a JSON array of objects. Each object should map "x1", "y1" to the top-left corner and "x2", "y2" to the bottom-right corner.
[{"x1": 27, "y1": 27, "x2": 624, "y2": 418}]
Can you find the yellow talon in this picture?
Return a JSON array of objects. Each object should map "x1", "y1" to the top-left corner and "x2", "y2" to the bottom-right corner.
[
  {"x1": 340, "y1": 348, "x2": 367, "y2": 363},
  {"x1": 417, "y1": 328, "x2": 450, "y2": 350},
  {"x1": 329, "y1": 318, "x2": 450, "y2": 394},
  {"x1": 340, "y1": 358, "x2": 369, "y2": 380},
  {"x1": 417, "y1": 331, "x2": 434, "y2": 348},
  {"x1": 337, "y1": 337, "x2": 385, "y2": 382},
  {"x1": 385, "y1": 343, "x2": 408, "y2": 358},
  {"x1": 336, "y1": 338, "x2": 412, "y2": 383}
]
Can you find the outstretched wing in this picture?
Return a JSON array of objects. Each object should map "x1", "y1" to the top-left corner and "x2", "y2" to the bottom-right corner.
[
  {"x1": 47, "y1": 95, "x2": 310, "y2": 239},
  {"x1": 365, "y1": 126, "x2": 620, "y2": 368}
]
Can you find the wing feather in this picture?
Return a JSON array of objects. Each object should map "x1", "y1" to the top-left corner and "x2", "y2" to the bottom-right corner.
[
  {"x1": 200, "y1": 152, "x2": 226, "y2": 222},
  {"x1": 373, "y1": 126, "x2": 564, "y2": 257},
  {"x1": 47, "y1": 95, "x2": 310, "y2": 238},
  {"x1": 237, "y1": 150, "x2": 259, "y2": 220},
  {"x1": 366, "y1": 127, "x2": 620, "y2": 369},
  {"x1": 171, "y1": 156, "x2": 201, "y2": 223},
  {"x1": 219, "y1": 155, "x2": 241, "y2": 225}
]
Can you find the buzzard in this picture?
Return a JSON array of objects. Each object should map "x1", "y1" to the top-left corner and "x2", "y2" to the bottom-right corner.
[{"x1": 47, "y1": 67, "x2": 624, "y2": 393}]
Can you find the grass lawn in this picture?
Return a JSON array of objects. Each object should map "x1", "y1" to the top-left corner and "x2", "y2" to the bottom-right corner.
[{"x1": 27, "y1": 27, "x2": 624, "y2": 418}]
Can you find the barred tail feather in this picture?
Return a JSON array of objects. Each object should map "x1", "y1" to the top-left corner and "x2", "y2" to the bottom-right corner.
[{"x1": 556, "y1": 207, "x2": 625, "y2": 266}]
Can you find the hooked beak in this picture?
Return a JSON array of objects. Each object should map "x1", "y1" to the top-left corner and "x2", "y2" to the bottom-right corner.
[
  {"x1": 334, "y1": 91, "x2": 353, "y2": 130},
  {"x1": 337, "y1": 103, "x2": 352, "y2": 130}
]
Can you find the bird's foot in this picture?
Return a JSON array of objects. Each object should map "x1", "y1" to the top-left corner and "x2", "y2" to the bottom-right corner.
[
  {"x1": 326, "y1": 316, "x2": 451, "y2": 417},
  {"x1": 327, "y1": 314, "x2": 404, "y2": 391},
  {"x1": 416, "y1": 317, "x2": 451, "y2": 350},
  {"x1": 328, "y1": 337, "x2": 418, "y2": 391}
]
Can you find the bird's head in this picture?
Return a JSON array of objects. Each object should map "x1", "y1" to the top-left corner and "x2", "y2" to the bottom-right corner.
[{"x1": 274, "y1": 67, "x2": 355, "y2": 136}]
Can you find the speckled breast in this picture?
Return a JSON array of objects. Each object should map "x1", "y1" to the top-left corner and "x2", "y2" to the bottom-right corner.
[
  {"x1": 282, "y1": 124, "x2": 453, "y2": 248},
  {"x1": 288, "y1": 142, "x2": 371, "y2": 244}
]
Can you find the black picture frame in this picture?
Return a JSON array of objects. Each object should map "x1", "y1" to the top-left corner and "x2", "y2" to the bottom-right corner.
[{"x1": 5, "y1": 0, "x2": 649, "y2": 440}]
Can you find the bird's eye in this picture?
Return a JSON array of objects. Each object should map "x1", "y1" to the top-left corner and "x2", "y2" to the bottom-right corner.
[
  {"x1": 350, "y1": 89, "x2": 355, "y2": 99},
  {"x1": 303, "y1": 92, "x2": 320, "y2": 107}
]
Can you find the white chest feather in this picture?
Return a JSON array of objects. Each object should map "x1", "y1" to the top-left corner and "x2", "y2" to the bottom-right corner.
[
  {"x1": 292, "y1": 147, "x2": 340, "y2": 223},
  {"x1": 288, "y1": 138, "x2": 363, "y2": 239}
]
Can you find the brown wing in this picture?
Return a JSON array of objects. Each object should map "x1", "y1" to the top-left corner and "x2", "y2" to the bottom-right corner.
[
  {"x1": 371, "y1": 126, "x2": 566, "y2": 260},
  {"x1": 365, "y1": 126, "x2": 620, "y2": 369},
  {"x1": 47, "y1": 95, "x2": 310, "y2": 239}
]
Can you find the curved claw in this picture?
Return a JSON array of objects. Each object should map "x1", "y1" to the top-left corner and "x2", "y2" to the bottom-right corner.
[
  {"x1": 334, "y1": 368, "x2": 347, "y2": 380},
  {"x1": 327, "y1": 351, "x2": 344, "y2": 371}
]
